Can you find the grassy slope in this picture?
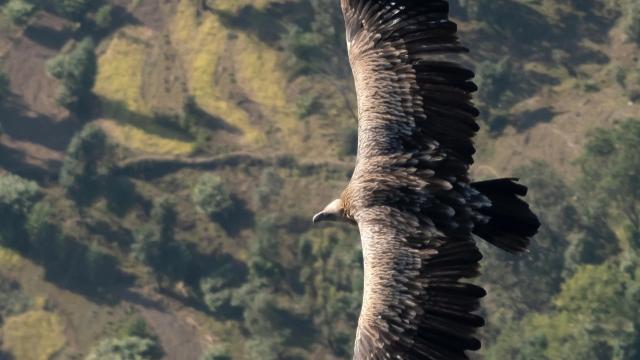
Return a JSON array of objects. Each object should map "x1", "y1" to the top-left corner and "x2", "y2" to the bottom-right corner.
[{"x1": 0, "y1": 0, "x2": 638, "y2": 359}]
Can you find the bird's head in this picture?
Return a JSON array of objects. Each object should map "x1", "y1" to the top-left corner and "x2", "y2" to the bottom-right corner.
[{"x1": 313, "y1": 198, "x2": 351, "y2": 224}]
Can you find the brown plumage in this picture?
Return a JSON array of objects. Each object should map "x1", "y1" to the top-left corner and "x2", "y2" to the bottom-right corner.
[{"x1": 312, "y1": 1, "x2": 541, "y2": 359}]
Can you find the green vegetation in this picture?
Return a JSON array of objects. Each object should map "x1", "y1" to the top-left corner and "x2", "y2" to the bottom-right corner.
[
  {"x1": 625, "y1": 2, "x2": 640, "y2": 44},
  {"x1": 46, "y1": 38, "x2": 97, "y2": 111},
  {"x1": 132, "y1": 198, "x2": 191, "y2": 284},
  {"x1": 201, "y1": 345, "x2": 232, "y2": 360},
  {"x1": 483, "y1": 119, "x2": 640, "y2": 358},
  {"x1": 94, "y1": 4, "x2": 113, "y2": 30},
  {"x1": 86, "y1": 316, "x2": 162, "y2": 359},
  {"x1": 475, "y1": 57, "x2": 516, "y2": 134},
  {"x1": 192, "y1": 174, "x2": 234, "y2": 220},
  {"x1": 576, "y1": 119, "x2": 640, "y2": 238},
  {"x1": 2, "y1": 0, "x2": 35, "y2": 26},
  {"x1": 298, "y1": 228, "x2": 362, "y2": 356},
  {"x1": 59, "y1": 125, "x2": 108, "y2": 204},
  {"x1": 52, "y1": 0, "x2": 91, "y2": 21},
  {"x1": 85, "y1": 336, "x2": 160, "y2": 360},
  {"x1": 0, "y1": 174, "x2": 41, "y2": 248},
  {"x1": 0, "y1": 274, "x2": 30, "y2": 319}
]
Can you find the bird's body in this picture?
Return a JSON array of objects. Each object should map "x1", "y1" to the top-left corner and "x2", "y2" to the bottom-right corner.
[{"x1": 313, "y1": 1, "x2": 540, "y2": 359}]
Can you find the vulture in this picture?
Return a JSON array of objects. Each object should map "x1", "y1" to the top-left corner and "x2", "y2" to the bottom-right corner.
[{"x1": 312, "y1": 1, "x2": 541, "y2": 359}]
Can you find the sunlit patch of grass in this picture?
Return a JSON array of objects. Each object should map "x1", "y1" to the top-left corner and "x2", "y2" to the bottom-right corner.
[
  {"x1": 2, "y1": 310, "x2": 66, "y2": 360},
  {"x1": 213, "y1": 0, "x2": 274, "y2": 12},
  {"x1": 170, "y1": 0, "x2": 264, "y2": 145},
  {"x1": 0, "y1": 246, "x2": 23, "y2": 270},
  {"x1": 94, "y1": 26, "x2": 152, "y2": 117},
  {"x1": 234, "y1": 33, "x2": 299, "y2": 142},
  {"x1": 99, "y1": 119, "x2": 194, "y2": 155}
]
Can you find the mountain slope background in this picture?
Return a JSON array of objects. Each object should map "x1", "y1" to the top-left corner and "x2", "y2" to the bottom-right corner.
[{"x1": 0, "y1": 0, "x2": 639, "y2": 359}]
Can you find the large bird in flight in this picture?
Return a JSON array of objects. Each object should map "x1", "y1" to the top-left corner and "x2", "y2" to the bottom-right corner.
[{"x1": 312, "y1": 1, "x2": 541, "y2": 359}]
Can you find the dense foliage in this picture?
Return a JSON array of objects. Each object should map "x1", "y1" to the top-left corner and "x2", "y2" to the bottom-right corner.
[
  {"x1": 46, "y1": 38, "x2": 97, "y2": 111},
  {"x1": 2, "y1": 0, "x2": 35, "y2": 25},
  {"x1": 0, "y1": 174, "x2": 40, "y2": 248},
  {"x1": 59, "y1": 125, "x2": 109, "y2": 204},
  {"x1": 192, "y1": 174, "x2": 234, "y2": 220}
]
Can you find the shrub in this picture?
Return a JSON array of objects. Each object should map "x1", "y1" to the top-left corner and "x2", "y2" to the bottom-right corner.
[
  {"x1": 52, "y1": 0, "x2": 90, "y2": 21},
  {"x1": 199, "y1": 276, "x2": 234, "y2": 314},
  {"x1": 0, "y1": 275, "x2": 30, "y2": 320},
  {"x1": 2, "y1": 0, "x2": 36, "y2": 26},
  {"x1": 131, "y1": 226, "x2": 161, "y2": 269},
  {"x1": 94, "y1": 4, "x2": 112, "y2": 30},
  {"x1": 132, "y1": 228, "x2": 191, "y2": 285},
  {"x1": 116, "y1": 317, "x2": 160, "y2": 345},
  {"x1": 104, "y1": 176, "x2": 138, "y2": 216},
  {"x1": 484, "y1": 109, "x2": 510, "y2": 135},
  {"x1": 296, "y1": 94, "x2": 319, "y2": 119},
  {"x1": 191, "y1": 175, "x2": 233, "y2": 219},
  {"x1": 150, "y1": 197, "x2": 177, "y2": 240},
  {"x1": 85, "y1": 336, "x2": 161, "y2": 360},
  {"x1": 199, "y1": 262, "x2": 243, "y2": 314},
  {"x1": 475, "y1": 57, "x2": 514, "y2": 107},
  {"x1": 576, "y1": 119, "x2": 640, "y2": 234},
  {"x1": 132, "y1": 199, "x2": 191, "y2": 283},
  {"x1": 84, "y1": 243, "x2": 119, "y2": 287},
  {"x1": 25, "y1": 201, "x2": 61, "y2": 261},
  {"x1": 0, "y1": 174, "x2": 41, "y2": 215},
  {"x1": 248, "y1": 216, "x2": 284, "y2": 281},
  {"x1": 46, "y1": 38, "x2": 96, "y2": 111},
  {"x1": 0, "y1": 174, "x2": 41, "y2": 248},
  {"x1": 201, "y1": 345, "x2": 232, "y2": 360},
  {"x1": 59, "y1": 126, "x2": 107, "y2": 203},
  {"x1": 625, "y1": 3, "x2": 640, "y2": 44}
]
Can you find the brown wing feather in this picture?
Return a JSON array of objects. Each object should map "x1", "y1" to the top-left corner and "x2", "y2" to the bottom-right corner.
[
  {"x1": 354, "y1": 209, "x2": 485, "y2": 360},
  {"x1": 340, "y1": 1, "x2": 489, "y2": 359}
]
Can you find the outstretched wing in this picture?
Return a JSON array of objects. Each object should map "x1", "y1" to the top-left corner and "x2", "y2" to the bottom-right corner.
[
  {"x1": 355, "y1": 210, "x2": 485, "y2": 360},
  {"x1": 343, "y1": 0, "x2": 478, "y2": 175},
  {"x1": 340, "y1": 1, "x2": 486, "y2": 359}
]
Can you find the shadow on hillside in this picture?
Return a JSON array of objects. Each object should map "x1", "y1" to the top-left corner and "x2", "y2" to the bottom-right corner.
[
  {"x1": 158, "y1": 251, "x2": 250, "y2": 319},
  {"x1": 24, "y1": 23, "x2": 73, "y2": 50},
  {"x1": 212, "y1": 1, "x2": 313, "y2": 45},
  {"x1": 182, "y1": 99, "x2": 241, "y2": 134},
  {"x1": 119, "y1": 288, "x2": 167, "y2": 311},
  {"x1": 514, "y1": 107, "x2": 557, "y2": 132},
  {"x1": 0, "y1": 143, "x2": 60, "y2": 182},
  {"x1": 469, "y1": 1, "x2": 613, "y2": 67},
  {"x1": 96, "y1": 5, "x2": 143, "y2": 37},
  {"x1": 3, "y1": 233, "x2": 135, "y2": 305},
  {"x1": 98, "y1": 97, "x2": 240, "y2": 143},
  {"x1": 215, "y1": 196, "x2": 255, "y2": 237},
  {"x1": 85, "y1": 218, "x2": 138, "y2": 248},
  {"x1": 0, "y1": 97, "x2": 80, "y2": 152}
]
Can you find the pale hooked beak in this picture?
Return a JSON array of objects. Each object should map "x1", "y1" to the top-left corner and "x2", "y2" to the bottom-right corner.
[{"x1": 312, "y1": 212, "x2": 327, "y2": 224}]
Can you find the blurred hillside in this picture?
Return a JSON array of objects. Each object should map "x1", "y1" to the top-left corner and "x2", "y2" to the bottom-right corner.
[{"x1": 0, "y1": 0, "x2": 639, "y2": 359}]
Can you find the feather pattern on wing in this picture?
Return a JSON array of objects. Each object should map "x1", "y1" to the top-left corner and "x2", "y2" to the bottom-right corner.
[{"x1": 338, "y1": 1, "x2": 492, "y2": 359}]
